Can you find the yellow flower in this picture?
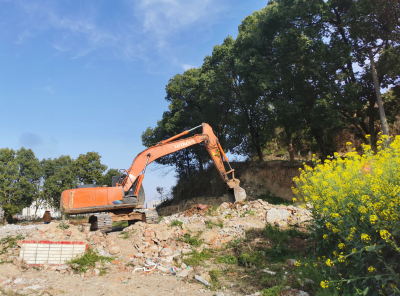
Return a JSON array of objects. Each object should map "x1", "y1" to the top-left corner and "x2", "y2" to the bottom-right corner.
[
  {"x1": 326, "y1": 259, "x2": 334, "y2": 267},
  {"x1": 352, "y1": 248, "x2": 357, "y2": 253},
  {"x1": 338, "y1": 243, "x2": 345, "y2": 249},
  {"x1": 294, "y1": 261, "x2": 301, "y2": 267},
  {"x1": 380, "y1": 230, "x2": 391, "y2": 241},
  {"x1": 346, "y1": 142, "x2": 352, "y2": 146},
  {"x1": 321, "y1": 280, "x2": 329, "y2": 288},
  {"x1": 323, "y1": 234, "x2": 328, "y2": 239},
  {"x1": 361, "y1": 233, "x2": 371, "y2": 243},
  {"x1": 292, "y1": 198, "x2": 297, "y2": 202},
  {"x1": 368, "y1": 266, "x2": 375, "y2": 273},
  {"x1": 365, "y1": 134, "x2": 371, "y2": 139},
  {"x1": 370, "y1": 215, "x2": 378, "y2": 225},
  {"x1": 313, "y1": 263, "x2": 318, "y2": 267}
]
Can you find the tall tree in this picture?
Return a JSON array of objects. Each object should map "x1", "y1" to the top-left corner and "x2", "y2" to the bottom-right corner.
[
  {"x1": 41, "y1": 155, "x2": 77, "y2": 209},
  {"x1": 73, "y1": 152, "x2": 107, "y2": 185},
  {"x1": 0, "y1": 148, "x2": 39, "y2": 222}
]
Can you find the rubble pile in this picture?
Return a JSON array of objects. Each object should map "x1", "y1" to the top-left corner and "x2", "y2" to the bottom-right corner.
[
  {"x1": 0, "y1": 224, "x2": 43, "y2": 239},
  {"x1": 25, "y1": 222, "x2": 87, "y2": 241},
  {"x1": 182, "y1": 204, "x2": 212, "y2": 217},
  {"x1": 20, "y1": 199, "x2": 309, "y2": 279}
]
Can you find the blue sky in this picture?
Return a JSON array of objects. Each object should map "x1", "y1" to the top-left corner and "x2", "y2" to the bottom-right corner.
[{"x1": 0, "y1": 0, "x2": 267, "y2": 204}]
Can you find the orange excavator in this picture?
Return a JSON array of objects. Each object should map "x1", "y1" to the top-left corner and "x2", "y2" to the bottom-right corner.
[{"x1": 60, "y1": 123, "x2": 246, "y2": 231}]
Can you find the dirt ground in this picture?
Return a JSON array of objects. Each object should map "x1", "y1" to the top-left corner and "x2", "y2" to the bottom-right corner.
[{"x1": 0, "y1": 263, "x2": 214, "y2": 296}]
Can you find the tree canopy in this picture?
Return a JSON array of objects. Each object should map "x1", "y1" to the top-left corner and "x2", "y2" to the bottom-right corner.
[{"x1": 142, "y1": 0, "x2": 400, "y2": 174}]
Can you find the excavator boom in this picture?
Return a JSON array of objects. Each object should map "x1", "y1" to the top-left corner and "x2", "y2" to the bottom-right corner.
[{"x1": 121, "y1": 123, "x2": 246, "y2": 202}]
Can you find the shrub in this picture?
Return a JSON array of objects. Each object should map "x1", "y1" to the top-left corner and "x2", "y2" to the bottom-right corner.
[{"x1": 293, "y1": 135, "x2": 400, "y2": 294}]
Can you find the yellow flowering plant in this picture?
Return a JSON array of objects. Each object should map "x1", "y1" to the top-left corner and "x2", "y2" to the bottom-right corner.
[{"x1": 293, "y1": 135, "x2": 400, "y2": 294}]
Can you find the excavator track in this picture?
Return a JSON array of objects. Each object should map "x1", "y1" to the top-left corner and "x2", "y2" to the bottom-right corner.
[
  {"x1": 134, "y1": 209, "x2": 159, "y2": 224},
  {"x1": 89, "y1": 214, "x2": 113, "y2": 232}
]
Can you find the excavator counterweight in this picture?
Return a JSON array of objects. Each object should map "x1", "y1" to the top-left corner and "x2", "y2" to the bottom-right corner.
[{"x1": 60, "y1": 123, "x2": 246, "y2": 231}]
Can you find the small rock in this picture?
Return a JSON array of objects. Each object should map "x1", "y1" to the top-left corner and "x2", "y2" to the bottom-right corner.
[
  {"x1": 13, "y1": 278, "x2": 24, "y2": 285},
  {"x1": 180, "y1": 263, "x2": 187, "y2": 269},
  {"x1": 177, "y1": 267, "x2": 193, "y2": 278},
  {"x1": 266, "y1": 208, "x2": 282, "y2": 223},
  {"x1": 109, "y1": 246, "x2": 120, "y2": 255},
  {"x1": 93, "y1": 268, "x2": 100, "y2": 276},
  {"x1": 157, "y1": 266, "x2": 170, "y2": 273}
]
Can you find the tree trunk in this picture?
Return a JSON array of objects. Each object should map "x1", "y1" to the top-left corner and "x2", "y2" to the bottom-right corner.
[
  {"x1": 286, "y1": 132, "x2": 295, "y2": 162},
  {"x1": 314, "y1": 134, "x2": 327, "y2": 160},
  {"x1": 369, "y1": 49, "x2": 389, "y2": 136},
  {"x1": 256, "y1": 145, "x2": 263, "y2": 162},
  {"x1": 368, "y1": 100, "x2": 377, "y2": 152}
]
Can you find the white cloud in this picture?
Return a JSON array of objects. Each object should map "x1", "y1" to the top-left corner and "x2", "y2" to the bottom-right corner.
[
  {"x1": 7, "y1": 0, "x2": 228, "y2": 65},
  {"x1": 182, "y1": 64, "x2": 195, "y2": 71}
]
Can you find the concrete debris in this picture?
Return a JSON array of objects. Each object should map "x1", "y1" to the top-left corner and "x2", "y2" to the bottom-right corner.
[{"x1": 0, "y1": 224, "x2": 43, "y2": 239}]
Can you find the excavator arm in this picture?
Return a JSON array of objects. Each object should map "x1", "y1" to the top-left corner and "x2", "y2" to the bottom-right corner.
[{"x1": 121, "y1": 123, "x2": 246, "y2": 203}]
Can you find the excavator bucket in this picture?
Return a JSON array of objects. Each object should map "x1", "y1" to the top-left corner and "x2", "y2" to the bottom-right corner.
[{"x1": 227, "y1": 185, "x2": 247, "y2": 203}]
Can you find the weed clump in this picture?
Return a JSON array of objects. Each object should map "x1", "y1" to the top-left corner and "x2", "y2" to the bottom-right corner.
[
  {"x1": 179, "y1": 233, "x2": 203, "y2": 247},
  {"x1": 57, "y1": 221, "x2": 70, "y2": 230},
  {"x1": 205, "y1": 220, "x2": 223, "y2": 229},
  {"x1": 170, "y1": 220, "x2": 183, "y2": 229},
  {"x1": 68, "y1": 248, "x2": 113, "y2": 273},
  {"x1": 119, "y1": 231, "x2": 129, "y2": 239},
  {"x1": 183, "y1": 250, "x2": 210, "y2": 266}
]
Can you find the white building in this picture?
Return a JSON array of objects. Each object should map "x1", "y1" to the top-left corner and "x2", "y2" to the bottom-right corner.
[
  {"x1": 20, "y1": 204, "x2": 61, "y2": 220},
  {"x1": 147, "y1": 200, "x2": 162, "y2": 209}
]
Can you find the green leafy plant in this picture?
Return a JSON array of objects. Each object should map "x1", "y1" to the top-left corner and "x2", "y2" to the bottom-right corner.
[
  {"x1": 205, "y1": 220, "x2": 223, "y2": 229},
  {"x1": 119, "y1": 231, "x2": 129, "y2": 239},
  {"x1": 57, "y1": 221, "x2": 70, "y2": 230},
  {"x1": 215, "y1": 255, "x2": 237, "y2": 264},
  {"x1": 183, "y1": 250, "x2": 211, "y2": 266},
  {"x1": 68, "y1": 248, "x2": 113, "y2": 273},
  {"x1": 170, "y1": 220, "x2": 183, "y2": 229},
  {"x1": 179, "y1": 233, "x2": 203, "y2": 247}
]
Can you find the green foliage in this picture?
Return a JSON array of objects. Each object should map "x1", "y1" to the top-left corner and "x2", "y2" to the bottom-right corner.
[
  {"x1": 170, "y1": 220, "x2": 183, "y2": 229},
  {"x1": 182, "y1": 250, "x2": 211, "y2": 266},
  {"x1": 205, "y1": 220, "x2": 223, "y2": 229},
  {"x1": 243, "y1": 210, "x2": 255, "y2": 216},
  {"x1": 119, "y1": 231, "x2": 129, "y2": 240},
  {"x1": 179, "y1": 233, "x2": 203, "y2": 247},
  {"x1": 101, "y1": 168, "x2": 120, "y2": 187},
  {"x1": 68, "y1": 248, "x2": 113, "y2": 273},
  {"x1": 0, "y1": 148, "x2": 40, "y2": 222},
  {"x1": 215, "y1": 255, "x2": 237, "y2": 265},
  {"x1": 0, "y1": 235, "x2": 24, "y2": 255},
  {"x1": 209, "y1": 269, "x2": 220, "y2": 288},
  {"x1": 238, "y1": 251, "x2": 265, "y2": 268},
  {"x1": 41, "y1": 155, "x2": 77, "y2": 209},
  {"x1": 112, "y1": 221, "x2": 128, "y2": 228},
  {"x1": 261, "y1": 285, "x2": 283, "y2": 296},
  {"x1": 73, "y1": 152, "x2": 107, "y2": 185},
  {"x1": 57, "y1": 221, "x2": 70, "y2": 230}
]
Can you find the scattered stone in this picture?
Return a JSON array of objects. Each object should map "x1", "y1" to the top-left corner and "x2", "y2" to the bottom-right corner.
[
  {"x1": 266, "y1": 208, "x2": 282, "y2": 223},
  {"x1": 177, "y1": 267, "x2": 193, "y2": 278},
  {"x1": 109, "y1": 246, "x2": 120, "y2": 255}
]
